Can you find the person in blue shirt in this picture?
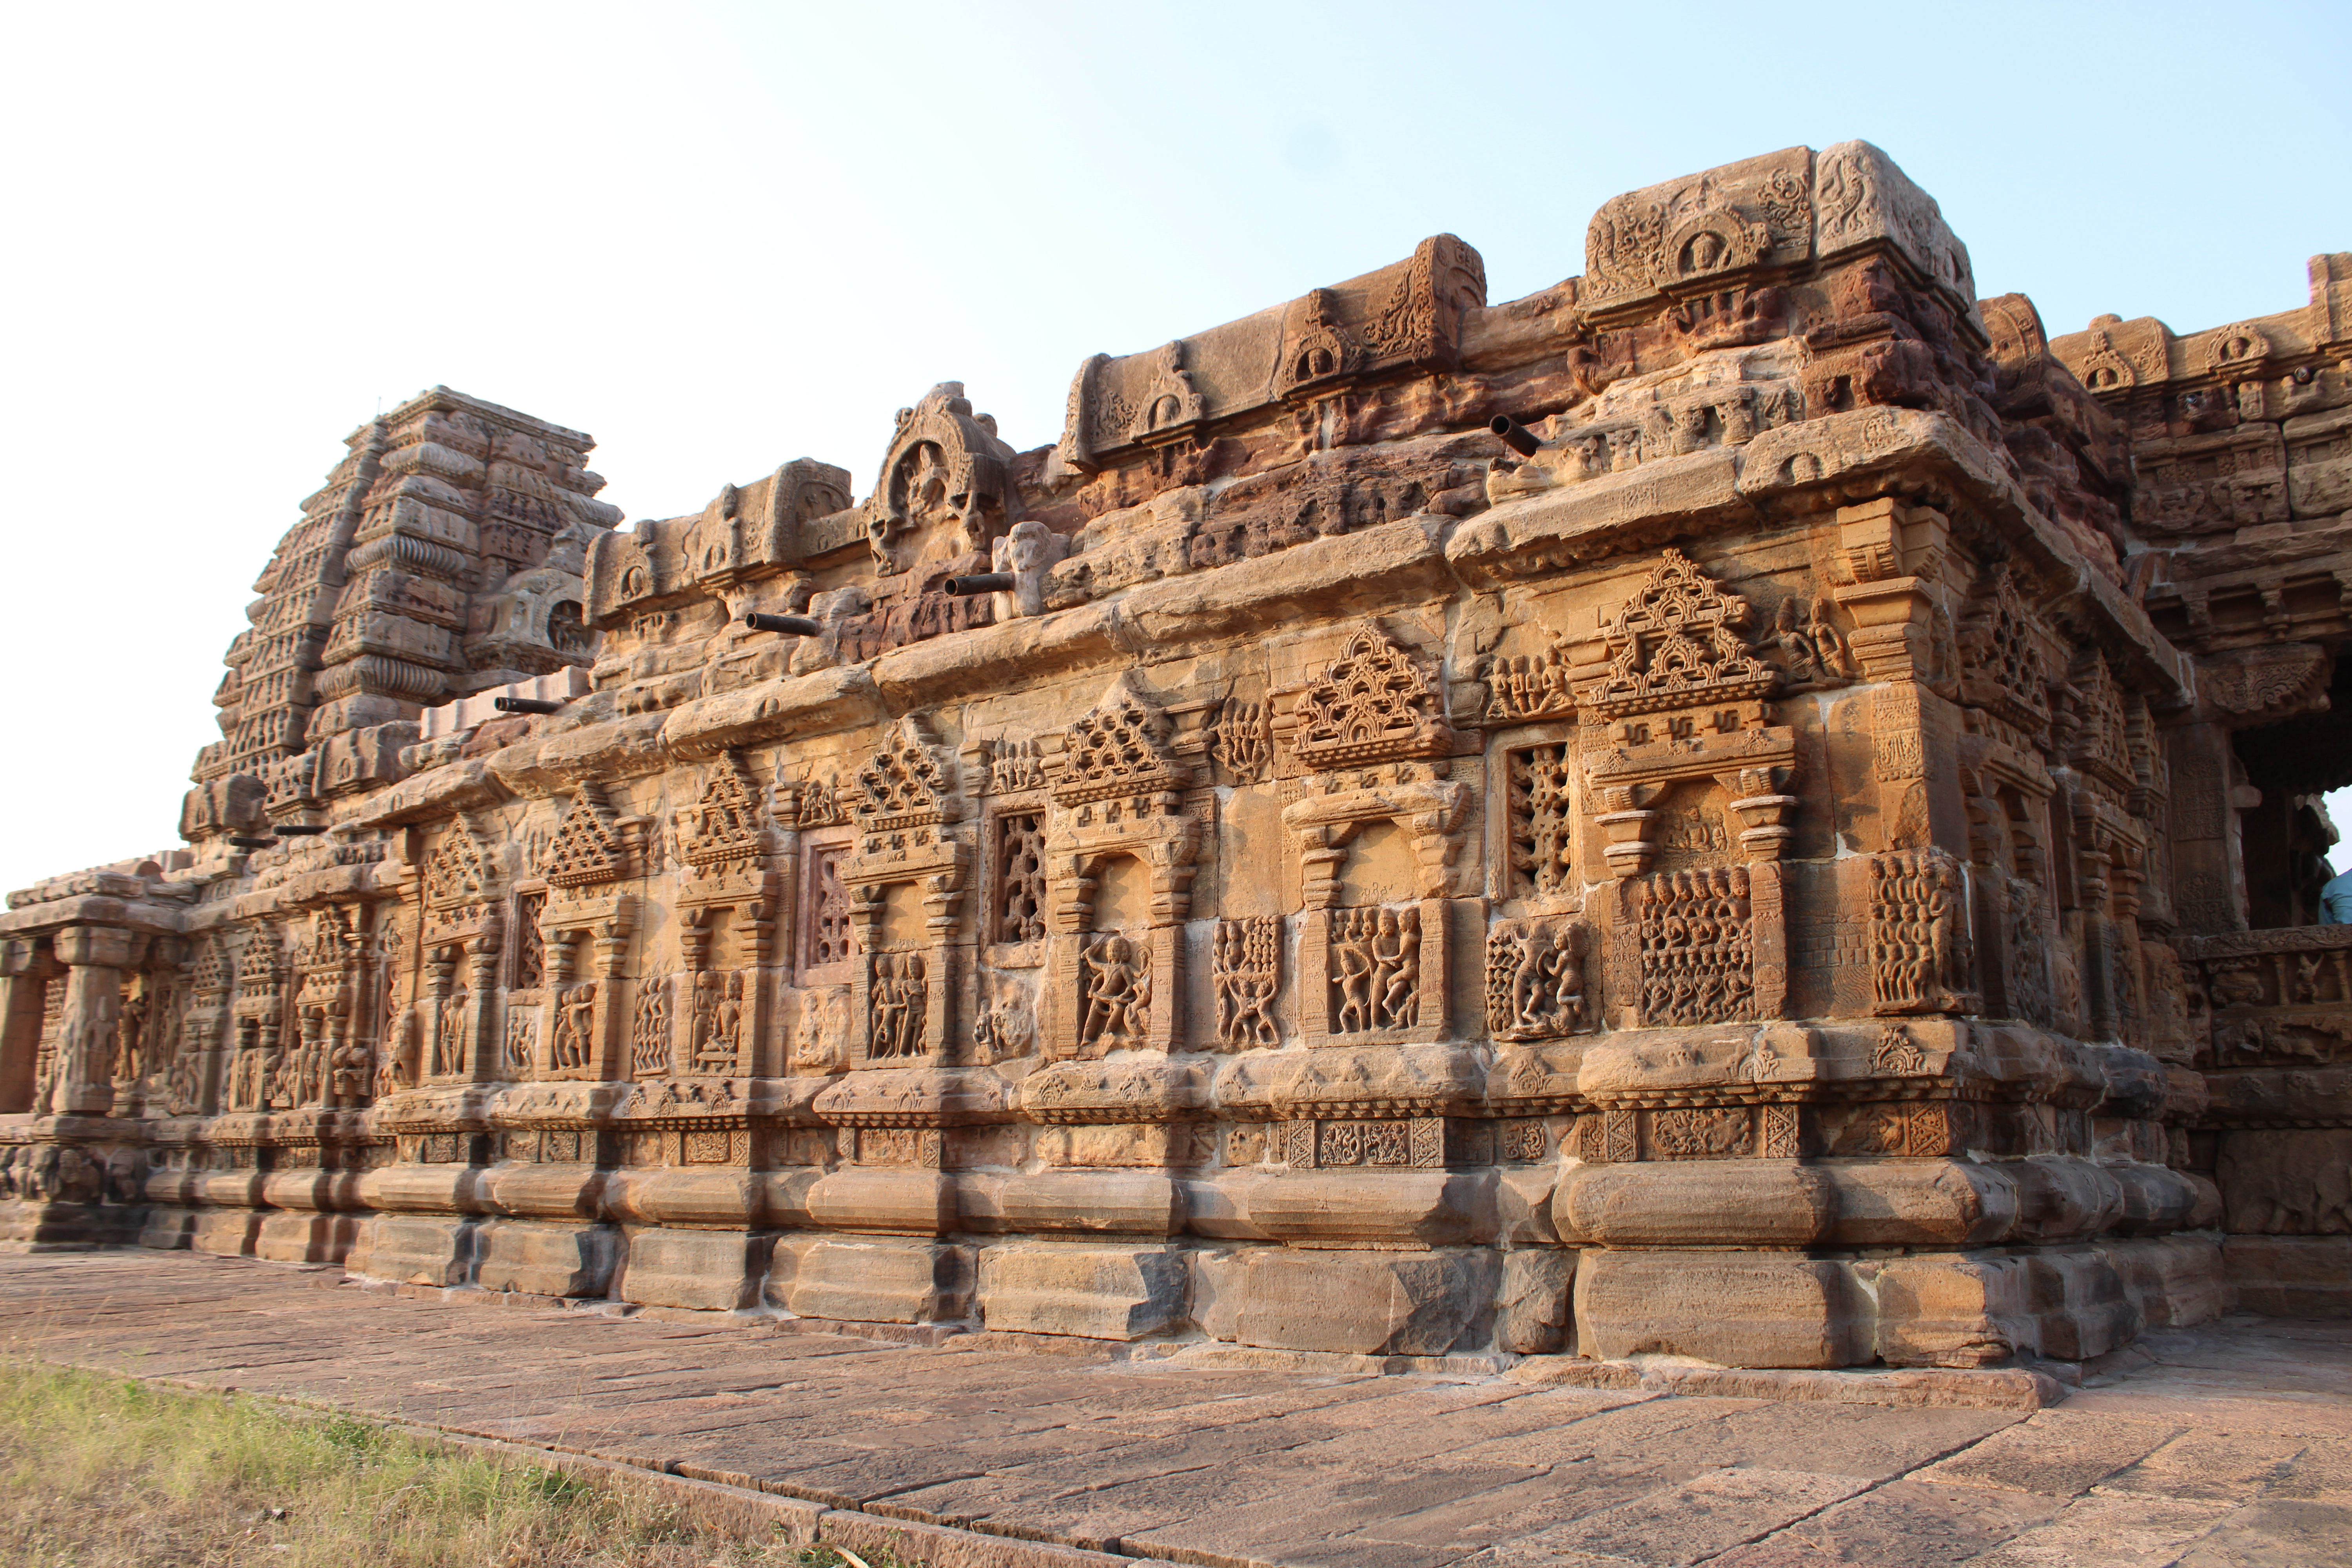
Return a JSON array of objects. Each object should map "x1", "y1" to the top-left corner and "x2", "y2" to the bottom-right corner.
[{"x1": 2321, "y1": 864, "x2": 2352, "y2": 925}]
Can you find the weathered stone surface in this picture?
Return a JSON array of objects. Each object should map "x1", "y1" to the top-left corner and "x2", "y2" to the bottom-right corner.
[
  {"x1": 771, "y1": 1235, "x2": 972, "y2": 1323},
  {"x1": 0, "y1": 139, "x2": 2334, "y2": 1376},
  {"x1": 1234, "y1": 1248, "x2": 1496, "y2": 1355},
  {"x1": 974, "y1": 1243, "x2": 1186, "y2": 1340},
  {"x1": 344, "y1": 1214, "x2": 473, "y2": 1288},
  {"x1": 2227, "y1": 1234, "x2": 2352, "y2": 1318},
  {"x1": 1575, "y1": 1250, "x2": 1871, "y2": 1368},
  {"x1": 1497, "y1": 1247, "x2": 1576, "y2": 1354},
  {"x1": 615, "y1": 1226, "x2": 769, "y2": 1312},
  {"x1": 9, "y1": 1251, "x2": 2352, "y2": 1568},
  {"x1": 1873, "y1": 1252, "x2": 2036, "y2": 1368}
]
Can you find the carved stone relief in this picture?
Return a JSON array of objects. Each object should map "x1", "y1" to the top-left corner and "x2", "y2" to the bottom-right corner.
[
  {"x1": 1504, "y1": 743, "x2": 1577, "y2": 900},
  {"x1": 993, "y1": 813, "x2": 1047, "y2": 946},
  {"x1": 1586, "y1": 550, "x2": 1775, "y2": 719},
  {"x1": 1212, "y1": 916, "x2": 1281, "y2": 1050},
  {"x1": 1628, "y1": 867, "x2": 1755, "y2": 1027},
  {"x1": 1328, "y1": 906, "x2": 1421, "y2": 1036},
  {"x1": 1292, "y1": 626, "x2": 1452, "y2": 771},
  {"x1": 1869, "y1": 848, "x2": 1977, "y2": 1015},
  {"x1": 1485, "y1": 918, "x2": 1591, "y2": 1041}
]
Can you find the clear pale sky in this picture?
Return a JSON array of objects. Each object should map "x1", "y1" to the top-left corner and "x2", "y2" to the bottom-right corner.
[{"x1": 2, "y1": 2, "x2": 2347, "y2": 897}]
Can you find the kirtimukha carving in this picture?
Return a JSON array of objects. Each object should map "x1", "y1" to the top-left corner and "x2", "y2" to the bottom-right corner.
[{"x1": 7, "y1": 140, "x2": 2323, "y2": 1377}]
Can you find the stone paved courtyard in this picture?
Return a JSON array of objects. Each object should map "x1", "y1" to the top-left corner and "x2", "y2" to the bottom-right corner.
[{"x1": 2, "y1": 1253, "x2": 2348, "y2": 1566}]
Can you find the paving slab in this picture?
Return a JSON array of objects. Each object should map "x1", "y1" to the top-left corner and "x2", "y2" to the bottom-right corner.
[{"x1": 4, "y1": 1250, "x2": 2351, "y2": 1567}]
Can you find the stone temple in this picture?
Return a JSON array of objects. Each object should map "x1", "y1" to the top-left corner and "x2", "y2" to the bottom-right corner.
[{"x1": 3, "y1": 140, "x2": 2348, "y2": 1373}]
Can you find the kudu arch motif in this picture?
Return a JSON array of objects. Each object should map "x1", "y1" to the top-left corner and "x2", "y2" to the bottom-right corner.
[{"x1": 4, "y1": 140, "x2": 2345, "y2": 1368}]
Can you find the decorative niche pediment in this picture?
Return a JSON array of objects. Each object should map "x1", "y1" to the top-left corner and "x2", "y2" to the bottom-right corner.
[
  {"x1": 864, "y1": 382, "x2": 1016, "y2": 578},
  {"x1": 854, "y1": 716, "x2": 960, "y2": 838},
  {"x1": 679, "y1": 754, "x2": 765, "y2": 871},
  {"x1": 421, "y1": 814, "x2": 499, "y2": 941},
  {"x1": 540, "y1": 782, "x2": 637, "y2": 890},
  {"x1": 675, "y1": 753, "x2": 769, "y2": 909},
  {"x1": 1585, "y1": 549, "x2": 1775, "y2": 719},
  {"x1": 1047, "y1": 673, "x2": 1191, "y2": 809},
  {"x1": 1577, "y1": 550, "x2": 1798, "y2": 882},
  {"x1": 1291, "y1": 624, "x2": 1453, "y2": 771}
]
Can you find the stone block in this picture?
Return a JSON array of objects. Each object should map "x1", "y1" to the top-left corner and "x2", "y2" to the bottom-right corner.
[
  {"x1": 1497, "y1": 1249, "x2": 1575, "y2": 1354},
  {"x1": 2008, "y1": 1156, "x2": 2125, "y2": 1244},
  {"x1": 1031, "y1": 1123, "x2": 1198, "y2": 1169},
  {"x1": 599, "y1": 1169, "x2": 759, "y2": 1229},
  {"x1": 1187, "y1": 1247, "x2": 1244, "y2": 1341},
  {"x1": 1558, "y1": 1160, "x2": 1836, "y2": 1248},
  {"x1": 2216, "y1": 1129, "x2": 2352, "y2": 1234},
  {"x1": 475, "y1": 1219, "x2": 619, "y2": 1298},
  {"x1": 481, "y1": 1162, "x2": 607, "y2": 1223},
  {"x1": 975, "y1": 1243, "x2": 1187, "y2": 1340},
  {"x1": 2020, "y1": 1248, "x2": 2140, "y2": 1361},
  {"x1": 2106, "y1": 1161, "x2": 2205, "y2": 1235},
  {"x1": 187, "y1": 1207, "x2": 261, "y2": 1258},
  {"x1": 1872, "y1": 1253, "x2": 2034, "y2": 1368},
  {"x1": 136, "y1": 1205, "x2": 197, "y2": 1250},
  {"x1": 1234, "y1": 1247, "x2": 1495, "y2": 1356},
  {"x1": 347, "y1": 1215, "x2": 475, "y2": 1287},
  {"x1": 615, "y1": 1226, "x2": 770, "y2": 1312},
  {"x1": 770, "y1": 1236, "x2": 973, "y2": 1324},
  {"x1": 1229, "y1": 1170, "x2": 1497, "y2": 1245},
  {"x1": 199, "y1": 1171, "x2": 270, "y2": 1213},
  {"x1": 963, "y1": 1171, "x2": 1184, "y2": 1237},
  {"x1": 1575, "y1": 1249, "x2": 1869, "y2": 1368},
  {"x1": 1820, "y1": 1159, "x2": 2018, "y2": 1247},
  {"x1": 261, "y1": 1169, "x2": 356, "y2": 1216},
  {"x1": 1495, "y1": 1165, "x2": 1560, "y2": 1246},
  {"x1": 803, "y1": 1169, "x2": 957, "y2": 1236},
  {"x1": 254, "y1": 1210, "x2": 357, "y2": 1265},
  {"x1": 2097, "y1": 1234, "x2": 2226, "y2": 1329},
  {"x1": 359, "y1": 1163, "x2": 489, "y2": 1218},
  {"x1": 2226, "y1": 1234, "x2": 2352, "y2": 1318},
  {"x1": 758, "y1": 1168, "x2": 826, "y2": 1229}
]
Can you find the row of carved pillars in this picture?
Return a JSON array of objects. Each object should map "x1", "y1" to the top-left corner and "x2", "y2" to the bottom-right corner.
[{"x1": 0, "y1": 927, "x2": 145, "y2": 1116}]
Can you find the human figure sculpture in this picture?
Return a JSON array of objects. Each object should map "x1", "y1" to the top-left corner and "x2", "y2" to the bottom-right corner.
[
  {"x1": 713, "y1": 972, "x2": 744, "y2": 1068},
  {"x1": 1334, "y1": 923, "x2": 1376, "y2": 1034},
  {"x1": 1082, "y1": 935, "x2": 1147, "y2": 1048},
  {"x1": 434, "y1": 988, "x2": 469, "y2": 1076},
  {"x1": 553, "y1": 982, "x2": 597, "y2": 1071},
  {"x1": 328, "y1": 1038, "x2": 373, "y2": 1105},
  {"x1": 871, "y1": 955, "x2": 908, "y2": 1058},
  {"x1": 378, "y1": 1007, "x2": 419, "y2": 1096},
  {"x1": 1372, "y1": 909, "x2": 1418, "y2": 1028},
  {"x1": 895, "y1": 955, "x2": 927, "y2": 1055}
]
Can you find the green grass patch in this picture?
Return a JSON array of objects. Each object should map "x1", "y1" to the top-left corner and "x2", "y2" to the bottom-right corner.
[{"x1": 0, "y1": 1359, "x2": 917, "y2": 1568}]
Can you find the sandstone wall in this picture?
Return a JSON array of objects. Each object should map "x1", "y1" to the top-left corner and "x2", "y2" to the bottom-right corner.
[{"x1": 5, "y1": 140, "x2": 2344, "y2": 1366}]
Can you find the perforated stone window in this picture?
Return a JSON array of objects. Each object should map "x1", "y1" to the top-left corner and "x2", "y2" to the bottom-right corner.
[
  {"x1": 994, "y1": 813, "x2": 1046, "y2": 945},
  {"x1": 1504, "y1": 742, "x2": 1576, "y2": 899},
  {"x1": 800, "y1": 842, "x2": 855, "y2": 980},
  {"x1": 509, "y1": 891, "x2": 546, "y2": 991}
]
